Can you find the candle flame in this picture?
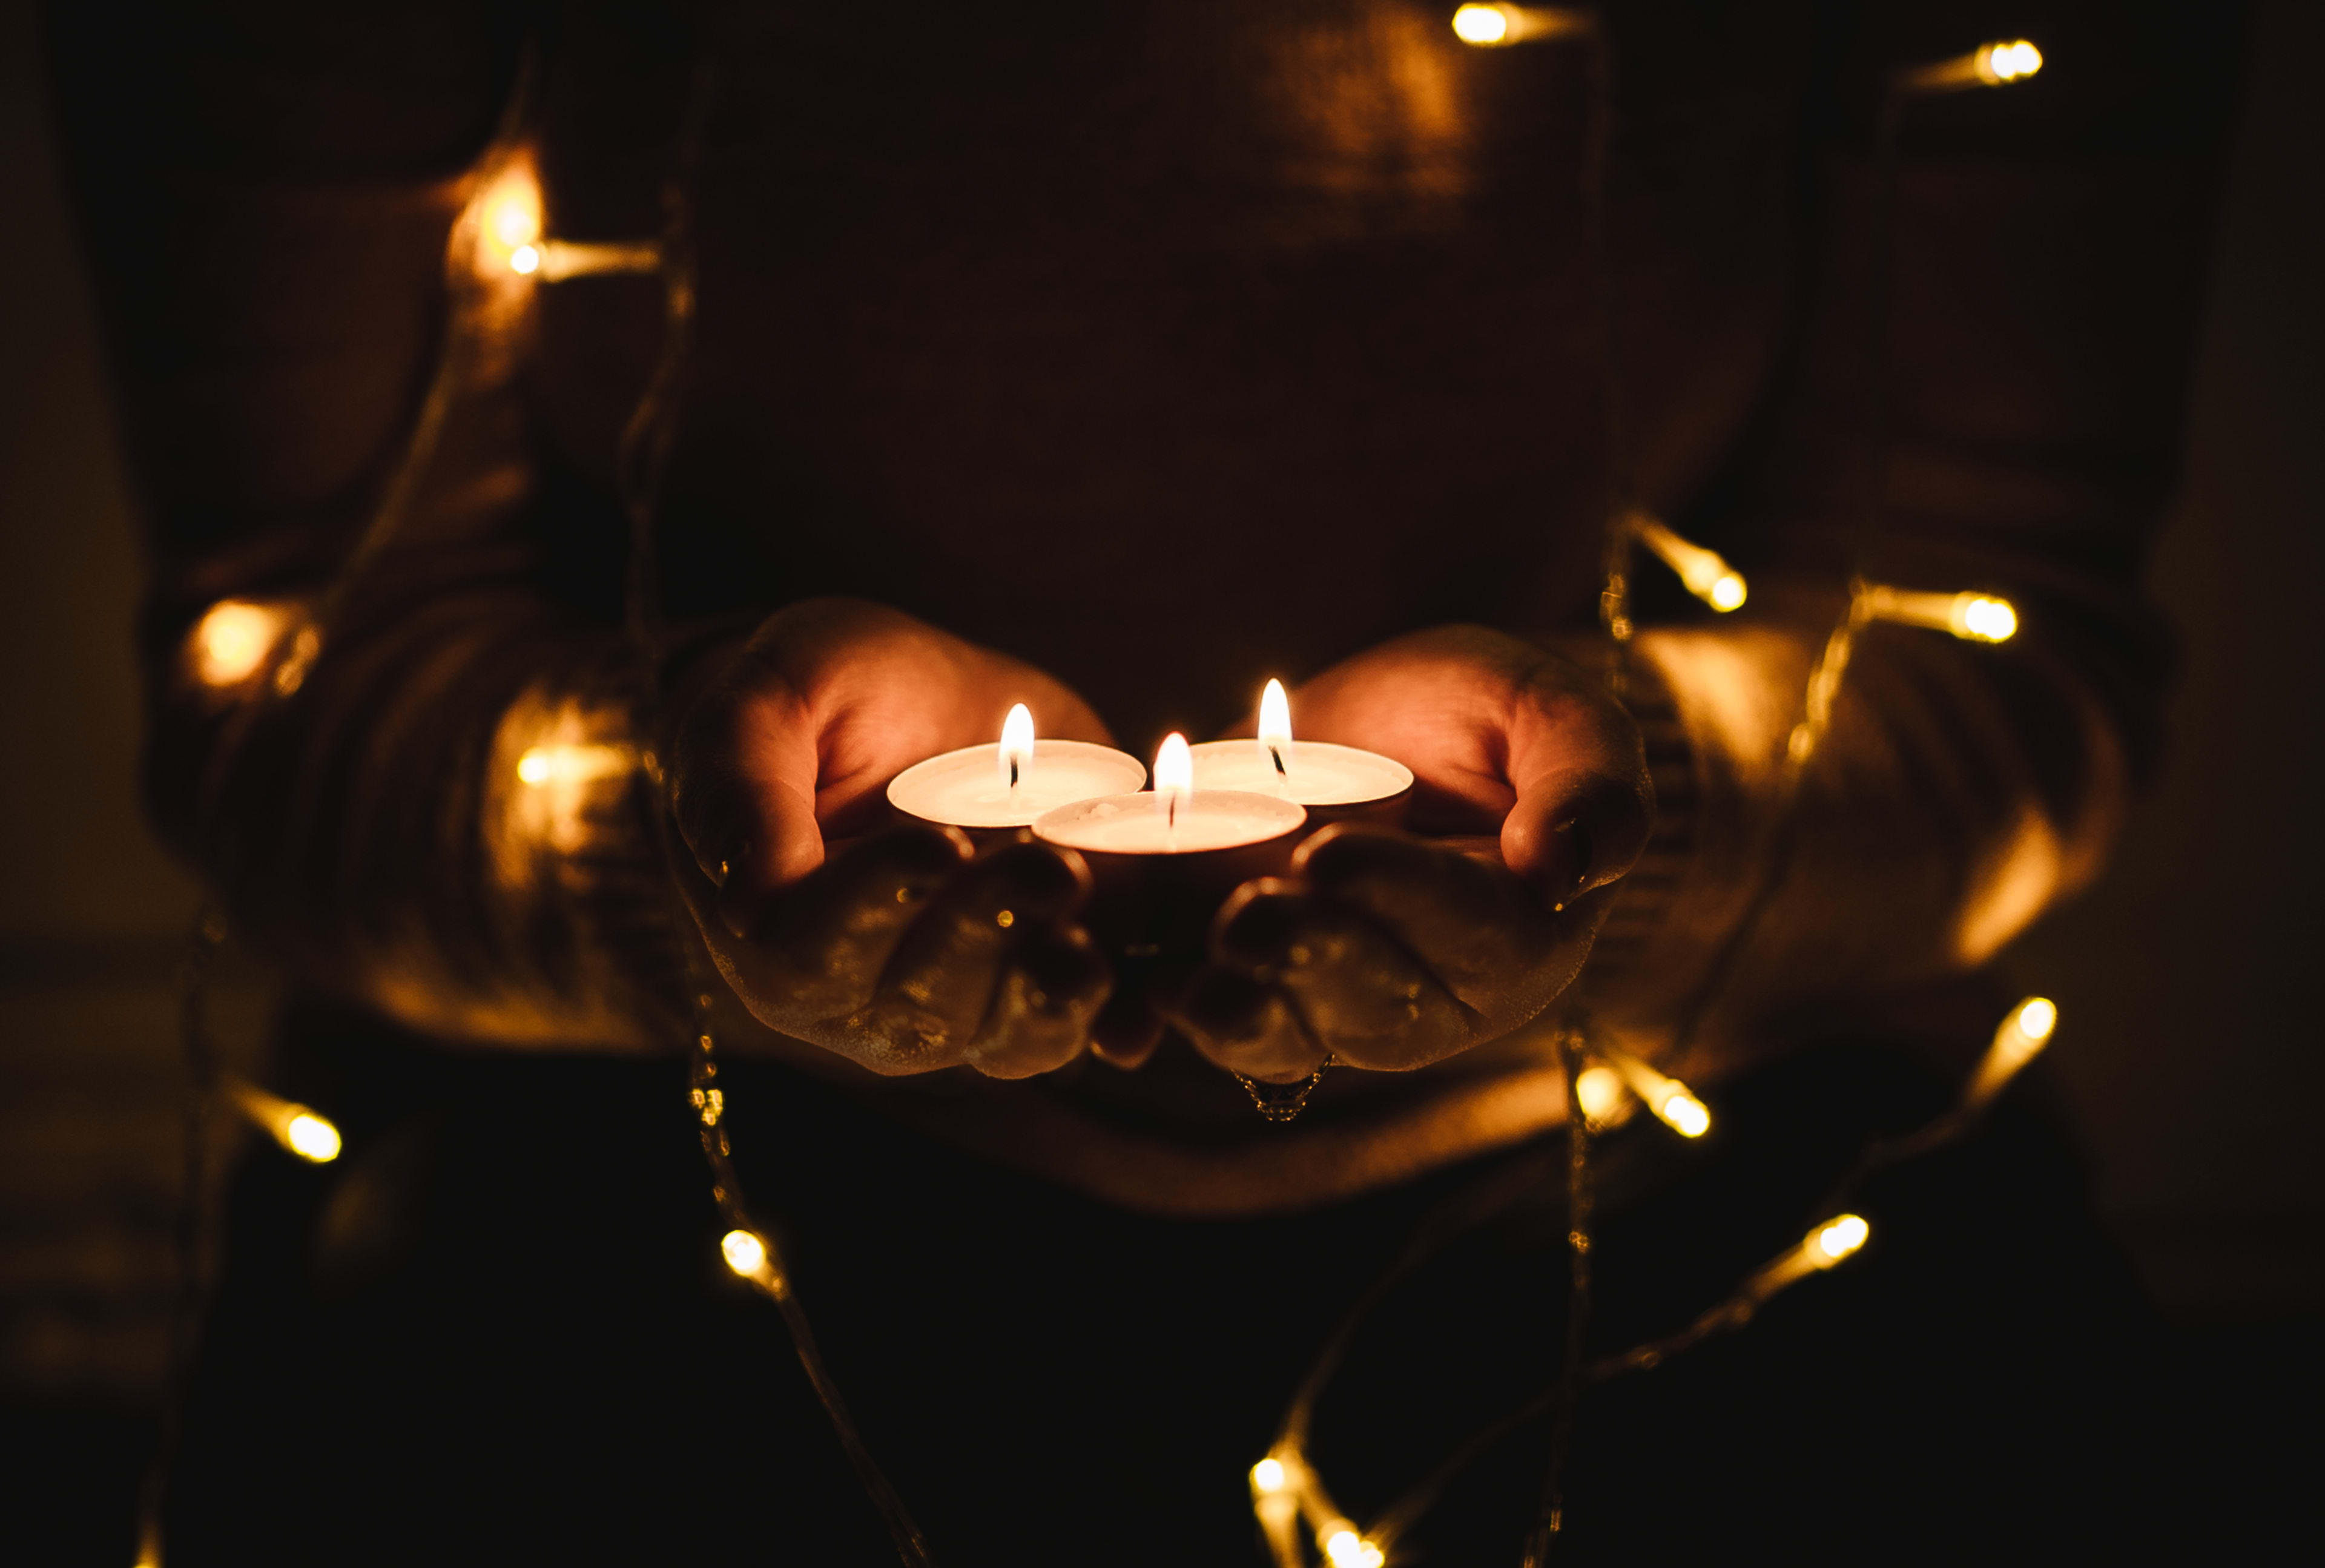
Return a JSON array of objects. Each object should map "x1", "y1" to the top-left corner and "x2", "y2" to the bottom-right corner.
[
  {"x1": 1156, "y1": 733, "x2": 1192, "y2": 832},
  {"x1": 1155, "y1": 733, "x2": 1193, "y2": 795},
  {"x1": 1259, "y1": 678, "x2": 1293, "y2": 781},
  {"x1": 1000, "y1": 703, "x2": 1035, "y2": 789}
]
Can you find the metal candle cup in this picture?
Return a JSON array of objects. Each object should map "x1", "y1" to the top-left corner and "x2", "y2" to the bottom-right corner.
[
  {"x1": 1032, "y1": 734, "x2": 1306, "y2": 958},
  {"x1": 885, "y1": 704, "x2": 1144, "y2": 840},
  {"x1": 1184, "y1": 739, "x2": 1413, "y2": 827},
  {"x1": 1187, "y1": 677, "x2": 1415, "y2": 828}
]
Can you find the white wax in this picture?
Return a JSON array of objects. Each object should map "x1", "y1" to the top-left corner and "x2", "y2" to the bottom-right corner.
[
  {"x1": 1032, "y1": 791, "x2": 1306, "y2": 855},
  {"x1": 887, "y1": 739, "x2": 1146, "y2": 829},
  {"x1": 1186, "y1": 739, "x2": 1413, "y2": 807}
]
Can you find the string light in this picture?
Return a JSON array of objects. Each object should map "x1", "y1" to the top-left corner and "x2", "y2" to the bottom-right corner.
[
  {"x1": 187, "y1": 599, "x2": 289, "y2": 687},
  {"x1": 1322, "y1": 1523, "x2": 1387, "y2": 1568},
  {"x1": 530, "y1": 240, "x2": 661, "y2": 282},
  {"x1": 223, "y1": 1075, "x2": 341, "y2": 1164},
  {"x1": 1628, "y1": 513, "x2": 1747, "y2": 612},
  {"x1": 1855, "y1": 582, "x2": 2020, "y2": 643},
  {"x1": 1895, "y1": 38, "x2": 2045, "y2": 96},
  {"x1": 1600, "y1": 1047, "x2": 1711, "y2": 1138},
  {"x1": 1959, "y1": 995, "x2": 2058, "y2": 1113},
  {"x1": 1450, "y1": 4, "x2": 1592, "y2": 46},
  {"x1": 472, "y1": 163, "x2": 543, "y2": 278},
  {"x1": 721, "y1": 1227, "x2": 769, "y2": 1278},
  {"x1": 515, "y1": 742, "x2": 637, "y2": 787},
  {"x1": 1725, "y1": 1212, "x2": 1873, "y2": 1313},
  {"x1": 1573, "y1": 1062, "x2": 1631, "y2": 1127}
]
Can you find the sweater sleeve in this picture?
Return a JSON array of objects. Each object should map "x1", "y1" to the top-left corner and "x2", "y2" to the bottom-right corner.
[
  {"x1": 1579, "y1": 0, "x2": 2242, "y2": 1070},
  {"x1": 46, "y1": 0, "x2": 694, "y2": 1049}
]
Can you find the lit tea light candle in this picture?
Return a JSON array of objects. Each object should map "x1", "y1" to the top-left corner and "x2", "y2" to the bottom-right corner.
[
  {"x1": 1187, "y1": 679, "x2": 1414, "y2": 824},
  {"x1": 886, "y1": 703, "x2": 1146, "y2": 831},
  {"x1": 1033, "y1": 733, "x2": 1305, "y2": 856}
]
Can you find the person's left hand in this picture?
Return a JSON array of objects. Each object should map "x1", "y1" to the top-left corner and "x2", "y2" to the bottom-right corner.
[{"x1": 1167, "y1": 626, "x2": 1651, "y2": 1081}]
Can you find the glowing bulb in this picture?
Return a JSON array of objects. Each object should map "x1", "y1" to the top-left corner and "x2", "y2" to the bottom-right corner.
[
  {"x1": 472, "y1": 163, "x2": 544, "y2": 278},
  {"x1": 999, "y1": 702, "x2": 1035, "y2": 789},
  {"x1": 1815, "y1": 1214, "x2": 1870, "y2": 1262},
  {"x1": 1574, "y1": 1063, "x2": 1626, "y2": 1123},
  {"x1": 1962, "y1": 995, "x2": 2059, "y2": 1111},
  {"x1": 1453, "y1": 4, "x2": 1510, "y2": 44},
  {"x1": 1324, "y1": 1526, "x2": 1383, "y2": 1567},
  {"x1": 284, "y1": 1113, "x2": 341, "y2": 1163},
  {"x1": 1658, "y1": 1089, "x2": 1712, "y2": 1139},
  {"x1": 191, "y1": 599, "x2": 288, "y2": 687},
  {"x1": 516, "y1": 742, "x2": 636, "y2": 788},
  {"x1": 1954, "y1": 595, "x2": 2018, "y2": 642},
  {"x1": 1979, "y1": 40, "x2": 2043, "y2": 82},
  {"x1": 1602, "y1": 1047, "x2": 1713, "y2": 1139},
  {"x1": 1629, "y1": 513, "x2": 1748, "y2": 613},
  {"x1": 722, "y1": 1228, "x2": 767, "y2": 1277},
  {"x1": 1250, "y1": 1457, "x2": 1287, "y2": 1494}
]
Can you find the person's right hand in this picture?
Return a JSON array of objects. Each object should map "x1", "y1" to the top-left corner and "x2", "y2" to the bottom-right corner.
[{"x1": 667, "y1": 598, "x2": 1113, "y2": 1078}]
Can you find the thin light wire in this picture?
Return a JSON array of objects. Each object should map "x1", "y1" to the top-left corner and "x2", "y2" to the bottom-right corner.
[{"x1": 610, "y1": 52, "x2": 938, "y2": 1568}]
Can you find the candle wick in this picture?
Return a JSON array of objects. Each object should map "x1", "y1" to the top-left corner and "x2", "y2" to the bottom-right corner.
[
  {"x1": 1009, "y1": 756, "x2": 1019, "y2": 789},
  {"x1": 1268, "y1": 744, "x2": 1288, "y2": 782}
]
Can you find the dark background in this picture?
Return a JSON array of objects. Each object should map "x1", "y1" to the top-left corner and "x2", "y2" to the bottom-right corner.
[{"x1": 2, "y1": 0, "x2": 2318, "y2": 1558}]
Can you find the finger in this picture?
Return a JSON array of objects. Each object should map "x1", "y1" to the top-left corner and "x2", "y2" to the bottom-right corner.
[
  {"x1": 964, "y1": 927, "x2": 1112, "y2": 1079},
  {"x1": 750, "y1": 826, "x2": 973, "y2": 1010},
  {"x1": 1500, "y1": 675, "x2": 1653, "y2": 901},
  {"x1": 671, "y1": 680, "x2": 825, "y2": 931},
  {"x1": 1294, "y1": 825, "x2": 1561, "y2": 1015},
  {"x1": 1089, "y1": 987, "x2": 1166, "y2": 1069},
  {"x1": 1211, "y1": 883, "x2": 1474, "y2": 1070},
  {"x1": 851, "y1": 840, "x2": 1093, "y2": 1070},
  {"x1": 1167, "y1": 966, "x2": 1327, "y2": 1082},
  {"x1": 1500, "y1": 767, "x2": 1654, "y2": 905}
]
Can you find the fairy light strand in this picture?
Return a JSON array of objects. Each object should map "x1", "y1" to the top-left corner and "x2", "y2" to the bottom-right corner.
[
  {"x1": 1253, "y1": 28, "x2": 2060, "y2": 1566},
  {"x1": 1271, "y1": 995, "x2": 2054, "y2": 1558},
  {"x1": 608, "y1": 52, "x2": 938, "y2": 1568},
  {"x1": 142, "y1": 19, "x2": 2063, "y2": 1568}
]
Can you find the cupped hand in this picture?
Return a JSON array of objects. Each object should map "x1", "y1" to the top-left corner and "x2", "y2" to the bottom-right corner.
[
  {"x1": 1169, "y1": 626, "x2": 1651, "y2": 1082},
  {"x1": 667, "y1": 597, "x2": 1114, "y2": 1077}
]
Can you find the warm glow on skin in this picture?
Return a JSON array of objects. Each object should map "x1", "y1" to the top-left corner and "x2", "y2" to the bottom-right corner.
[{"x1": 191, "y1": 600, "x2": 288, "y2": 687}]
